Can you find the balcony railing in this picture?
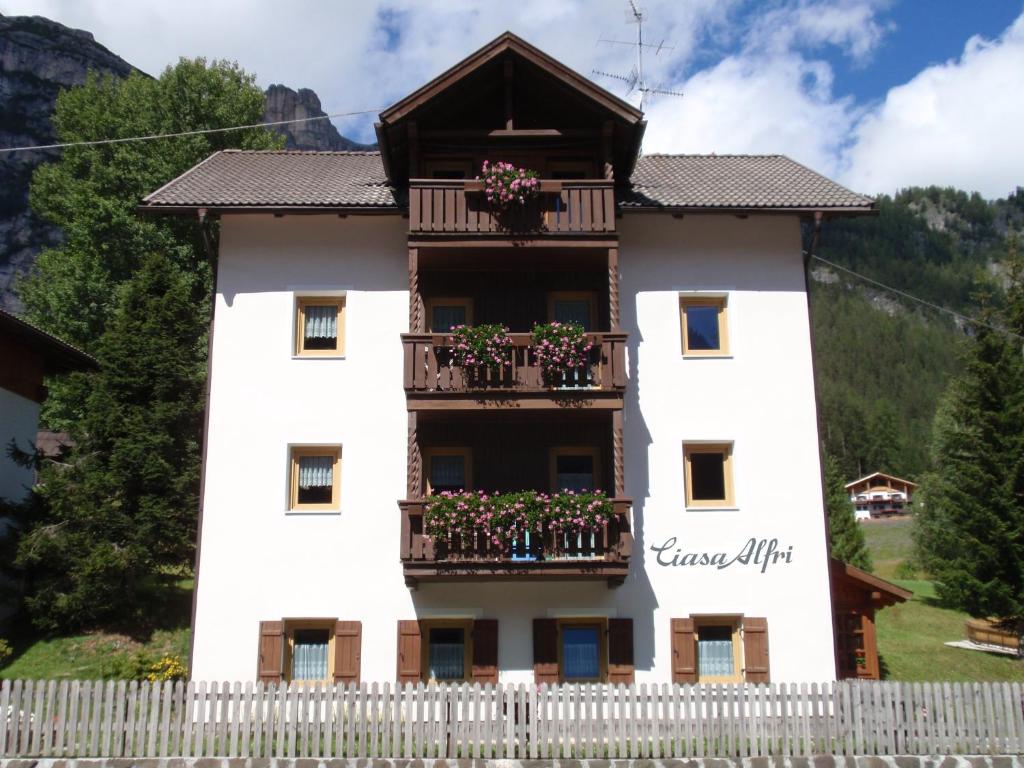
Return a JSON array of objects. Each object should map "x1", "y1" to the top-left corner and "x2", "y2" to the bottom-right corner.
[
  {"x1": 408, "y1": 179, "x2": 616, "y2": 235},
  {"x1": 399, "y1": 498, "x2": 633, "y2": 586},
  {"x1": 403, "y1": 332, "x2": 627, "y2": 401}
]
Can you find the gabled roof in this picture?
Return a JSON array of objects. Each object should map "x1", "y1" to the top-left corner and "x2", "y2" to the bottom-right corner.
[
  {"x1": 845, "y1": 471, "x2": 919, "y2": 490},
  {"x1": 0, "y1": 307, "x2": 97, "y2": 374},
  {"x1": 626, "y1": 155, "x2": 874, "y2": 211},
  {"x1": 830, "y1": 558, "x2": 912, "y2": 608},
  {"x1": 140, "y1": 151, "x2": 874, "y2": 213},
  {"x1": 378, "y1": 31, "x2": 643, "y2": 127}
]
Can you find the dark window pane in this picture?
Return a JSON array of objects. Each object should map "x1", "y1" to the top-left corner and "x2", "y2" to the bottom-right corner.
[
  {"x1": 690, "y1": 452, "x2": 726, "y2": 500},
  {"x1": 556, "y1": 454, "x2": 594, "y2": 491},
  {"x1": 553, "y1": 300, "x2": 592, "y2": 330},
  {"x1": 562, "y1": 626, "x2": 600, "y2": 679},
  {"x1": 428, "y1": 627, "x2": 465, "y2": 680},
  {"x1": 432, "y1": 169, "x2": 467, "y2": 179},
  {"x1": 303, "y1": 305, "x2": 338, "y2": 350},
  {"x1": 551, "y1": 169, "x2": 588, "y2": 179},
  {"x1": 431, "y1": 454, "x2": 466, "y2": 493},
  {"x1": 432, "y1": 305, "x2": 467, "y2": 332},
  {"x1": 686, "y1": 305, "x2": 720, "y2": 350}
]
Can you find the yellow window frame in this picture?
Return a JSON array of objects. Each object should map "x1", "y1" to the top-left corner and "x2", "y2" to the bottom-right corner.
[
  {"x1": 693, "y1": 615, "x2": 744, "y2": 684},
  {"x1": 295, "y1": 296, "x2": 345, "y2": 357},
  {"x1": 289, "y1": 445, "x2": 342, "y2": 511},
  {"x1": 679, "y1": 295, "x2": 729, "y2": 356},
  {"x1": 424, "y1": 447, "x2": 473, "y2": 495},
  {"x1": 683, "y1": 442, "x2": 735, "y2": 508}
]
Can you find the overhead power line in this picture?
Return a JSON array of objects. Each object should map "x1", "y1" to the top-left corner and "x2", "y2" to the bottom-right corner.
[
  {"x1": 809, "y1": 253, "x2": 1024, "y2": 342},
  {"x1": 0, "y1": 108, "x2": 384, "y2": 155}
]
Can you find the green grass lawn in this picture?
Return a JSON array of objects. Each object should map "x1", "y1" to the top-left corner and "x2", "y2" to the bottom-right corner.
[
  {"x1": 863, "y1": 518, "x2": 1024, "y2": 681},
  {"x1": 0, "y1": 574, "x2": 193, "y2": 681}
]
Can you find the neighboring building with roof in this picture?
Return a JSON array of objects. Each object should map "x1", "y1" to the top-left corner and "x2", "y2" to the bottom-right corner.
[
  {"x1": 0, "y1": 308, "x2": 95, "y2": 504},
  {"x1": 142, "y1": 33, "x2": 876, "y2": 685},
  {"x1": 846, "y1": 471, "x2": 918, "y2": 521}
]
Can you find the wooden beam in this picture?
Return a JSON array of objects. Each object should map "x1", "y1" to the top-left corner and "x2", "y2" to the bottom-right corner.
[
  {"x1": 608, "y1": 246, "x2": 620, "y2": 331},
  {"x1": 408, "y1": 120, "x2": 419, "y2": 179},
  {"x1": 602, "y1": 121, "x2": 615, "y2": 180},
  {"x1": 407, "y1": 411, "x2": 421, "y2": 498},
  {"x1": 504, "y1": 57, "x2": 515, "y2": 131},
  {"x1": 408, "y1": 247, "x2": 423, "y2": 332},
  {"x1": 613, "y1": 409, "x2": 625, "y2": 498}
]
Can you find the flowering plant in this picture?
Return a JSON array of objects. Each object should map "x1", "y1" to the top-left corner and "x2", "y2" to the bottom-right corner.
[
  {"x1": 449, "y1": 324, "x2": 514, "y2": 371},
  {"x1": 478, "y1": 160, "x2": 541, "y2": 209},
  {"x1": 531, "y1": 321, "x2": 593, "y2": 379},
  {"x1": 424, "y1": 489, "x2": 613, "y2": 548}
]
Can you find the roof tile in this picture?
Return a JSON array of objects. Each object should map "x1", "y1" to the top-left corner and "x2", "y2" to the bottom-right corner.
[{"x1": 142, "y1": 150, "x2": 873, "y2": 211}]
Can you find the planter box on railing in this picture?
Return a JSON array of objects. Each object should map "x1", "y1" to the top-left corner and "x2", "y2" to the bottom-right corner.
[
  {"x1": 408, "y1": 178, "x2": 616, "y2": 235},
  {"x1": 400, "y1": 497, "x2": 632, "y2": 586},
  {"x1": 403, "y1": 332, "x2": 627, "y2": 403}
]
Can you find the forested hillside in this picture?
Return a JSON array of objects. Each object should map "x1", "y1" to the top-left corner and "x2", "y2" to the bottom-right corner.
[{"x1": 810, "y1": 186, "x2": 1024, "y2": 481}]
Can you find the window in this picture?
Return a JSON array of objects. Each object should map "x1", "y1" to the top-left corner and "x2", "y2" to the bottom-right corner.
[
  {"x1": 284, "y1": 620, "x2": 334, "y2": 682},
  {"x1": 421, "y1": 620, "x2": 472, "y2": 682},
  {"x1": 550, "y1": 447, "x2": 600, "y2": 492},
  {"x1": 426, "y1": 297, "x2": 473, "y2": 332},
  {"x1": 558, "y1": 619, "x2": 606, "y2": 682},
  {"x1": 295, "y1": 297, "x2": 345, "y2": 356},
  {"x1": 680, "y1": 295, "x2": 729, "y2": 356},
  {"x1": 694, "y1": 618, "x2": 743, "y2": 683},
  {"x1": 683, "y1": 443, "x2": 735, "y2": 508},
  {"x1": 424, "y1": 160, "x2": 473, "y2": 179},
  {"x1": 548, "y1": 291, "x2": 597, "y2": 331},
  {"x1": 549, "y1": 160, "x2": 594, "y2": 180},
  {"x1": 425, "y1": 448, "x2": 472, "y2": 494},
  {"x1": 289, "y1": 446, "x2": 341, "y2": 511}
]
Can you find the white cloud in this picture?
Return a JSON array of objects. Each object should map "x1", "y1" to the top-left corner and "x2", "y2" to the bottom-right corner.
[
  {"x1": 839, "y1": 12, "x2": 1024, "y2": 199},
  {"x1": 2, "y1": 0, "x2": 1022, "y2": 198},
  {"x1": 642, "y1": 53, "x2": 858, "y2": 178}
]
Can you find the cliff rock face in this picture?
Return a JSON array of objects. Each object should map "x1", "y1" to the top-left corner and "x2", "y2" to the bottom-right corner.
[
  {"x1": 264, "y1": 84, "x2": 376, "y2": 152},
  {"x1": 0, "y1": 16, "x2": 374, "y2": 312},
  {"x1": 0, "y1": 14, "x2": 136, "y2": 312}
]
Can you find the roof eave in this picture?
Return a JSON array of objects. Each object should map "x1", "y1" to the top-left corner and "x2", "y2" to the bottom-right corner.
[
  {"x1": 619, "y1": 204, "x2": 877, "y2": 216},
  {"x1": 137, "y1": 204, "x2": 403, "y2": 216}
]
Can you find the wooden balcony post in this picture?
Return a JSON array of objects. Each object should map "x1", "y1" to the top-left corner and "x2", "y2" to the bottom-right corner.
[
  {"x1": 613, "y1": 409, "x2": 625, "y2": 498},
  {"x1": 608, "y1": 247, "x2": 620, "y2": 331},
  {"x1": 407, "y1": 411, "x2": 421, "y2": 497},
  {"x1": 409, "y1": 247, "x2": 424, "y2": 332},
  {"x1": 602, "y1": 121, "x2": 614, "y2": 181}
]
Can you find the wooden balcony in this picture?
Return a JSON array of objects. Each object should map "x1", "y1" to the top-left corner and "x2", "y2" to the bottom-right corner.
[
  {"x1": 399, "y1": 498, "x2": 633, "y2": 587},
  {"x1": 402, "y1": 332, "x2": 627, "y2": 409},
  {"x1": 408, "y1": 179, "x2": 616, "y2": 236}
]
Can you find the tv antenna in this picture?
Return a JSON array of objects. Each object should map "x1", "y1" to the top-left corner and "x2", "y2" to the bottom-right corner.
[{"x1": 593, "y1": 0, "x2": 684, "y2": 111}]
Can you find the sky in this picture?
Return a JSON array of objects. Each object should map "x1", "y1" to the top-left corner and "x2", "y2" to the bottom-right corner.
[{"x1": 2, "y1": 0, "x2": 1023, "y2": 199}]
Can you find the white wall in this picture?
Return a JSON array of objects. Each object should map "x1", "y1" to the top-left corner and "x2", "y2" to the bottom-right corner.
[
  {"x1": 0, "y1": 387, "x2": 40, "y2": 504},
  {"x1": 191, "y1": 212, "x2": 836, "y2": 683}
]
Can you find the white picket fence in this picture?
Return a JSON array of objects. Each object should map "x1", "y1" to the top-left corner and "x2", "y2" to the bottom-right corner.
[{"x1": 1, "y1": 679, "x2": 1022, "y2": 759}]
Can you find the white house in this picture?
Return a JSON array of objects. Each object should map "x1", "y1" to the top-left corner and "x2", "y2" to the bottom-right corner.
[
  {"x1": 846, "y1": 471, "x2": 917, "y2": 521},
  {"x1": 142, "y1": 33, "x2": 877, "y2": 686},
  {"x1": 0, "y1": 308, "x2": 95, "y2": 505}
]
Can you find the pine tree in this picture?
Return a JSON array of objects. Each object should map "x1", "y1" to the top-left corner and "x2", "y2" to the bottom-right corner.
[
  {"x1": 823, "y1": 451, "x2": 872, "y2": 570},
  {"x1": 915, "y1": 241, "x2": 1024, "y2": 623},
  {"x1": 12, "y1": 252, "x2": 206, "y2": 631},
  {"x1": 7, "y1": 59, "x2": 281, "y2": 631}
]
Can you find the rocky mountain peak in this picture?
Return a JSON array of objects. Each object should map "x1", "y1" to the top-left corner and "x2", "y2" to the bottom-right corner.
[{"x1": 264, "y1": 84, "x2": 376, "y2": 152}]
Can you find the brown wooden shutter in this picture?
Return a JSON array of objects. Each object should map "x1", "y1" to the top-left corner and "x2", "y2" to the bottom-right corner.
[
  {"x1": 743, "y1": 617, "x2": 771, "y2": 683},
  {"x1": 257, "y1": 620, "x2": 285, "y2": 682},
  {"x1": 532, "y1": 618, "x2": 559, "y2": 684},
  {"x1": 671, "y1": 618, "x2": 697, "y2": 683},
  {"x1": 471, "y1": 619, "x2": 499, "y2": 684},
  {"x1": 607, "y1": 618, "x2": 635, "y2": 683},
  {"x1": 396, "y1": 620, "x2": 422, "y2": 683},
  {"x1": 333, "y1": 620, "x2": 362, "y2": 685}
]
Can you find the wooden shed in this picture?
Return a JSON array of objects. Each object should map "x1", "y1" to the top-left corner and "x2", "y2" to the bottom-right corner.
[{"x1": 831, "y1": 558, "x2": 911, "y2": 679}]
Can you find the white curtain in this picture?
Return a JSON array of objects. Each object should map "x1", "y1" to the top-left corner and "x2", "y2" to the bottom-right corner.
[
  {"x1": 304, "y1": 305, "x2": 337, "y2": 340},
  {"x1": 299, "y1": 455, "x2": 333, "y2": 489}
]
